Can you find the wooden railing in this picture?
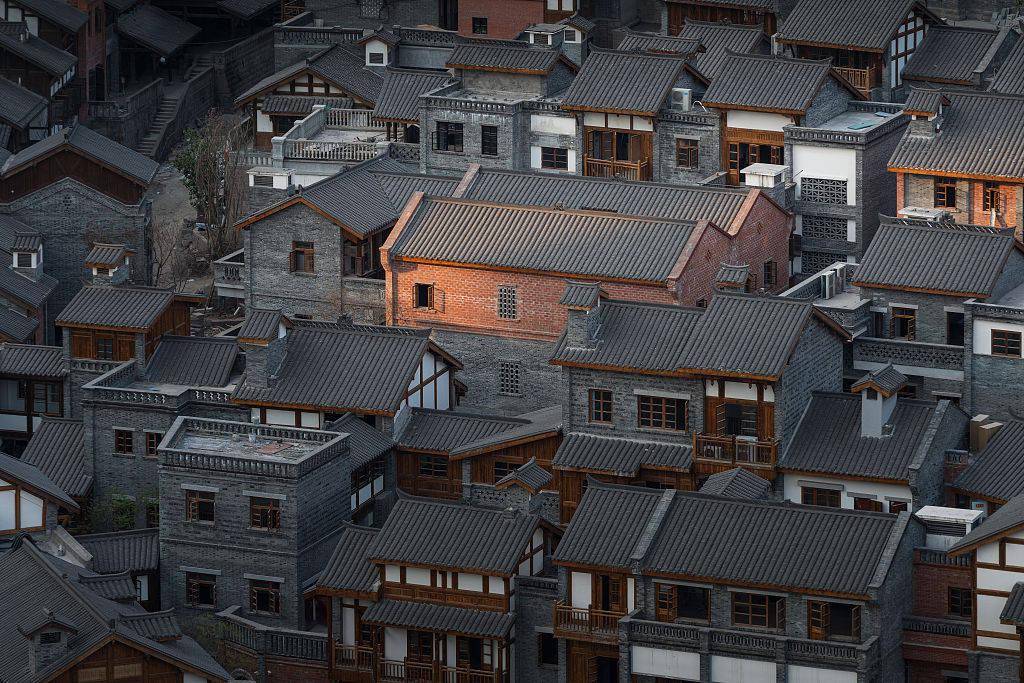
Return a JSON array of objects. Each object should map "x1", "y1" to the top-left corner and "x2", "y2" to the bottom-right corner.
[
  {"x1": 376, "y1": 660, "x2": 506, "y2": 683},
  {"x1": 693, "y1": 434, "x2": 778, "y2": 467},
  {"x1": 334, "y1": 644, "x2": 374, "y2": 679},
  {"x1": 583, "y1": 157, "x2": 652, "y2": 181},
  {"x1": 440, "y1": 665, "x2": 507, "y2": 683},
  {"x1": 833, "y1": 65, "x2": 881, "y2": 96},
  {"x1": 553, "y1": 602, "x2": 623, "y2": 643},
  {"x1": 382, "y1": 583, "x2": 506, "y2": 611},
  {"x1": 398, "y1": 475, "x2": 463, "y2": 499}
]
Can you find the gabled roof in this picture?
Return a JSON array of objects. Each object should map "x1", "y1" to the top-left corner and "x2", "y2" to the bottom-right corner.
[
  {"x1": 0, "y1": 306, "x2": 37, "y2": 342},
  {"x1": 363, "y1": 600, "x2": 514, "y2": 638},
  {"x1": 703, "y1": 51, "x2": 855, "y2": 114},
  {"x1": 0, "y1": 343, "x2": 64, "y2": 378},
  {"x1": 0, "y1": 265, "x2": 58, "y2": 308},
  {"x1": 559, "y1": 13, "x2": 595, "y2": 34},
  {"x1": 326, "y1": 413, "x2": 393, "y2": 469},
  {"x1": 554, "y1": 484, "x2": 665, "y2": 568},
  {"x1": 851, "y1": 363, "x2": 907, "y2": 397},
  {"x1": 677, "y1": 20, "x2": 768, "y2": 80},
  {"x1": 779, "y1": 392, "x2": 946, "y2": 482},
  {"x1": 84, "y1": 244, "x2": 130, "y2": 268},
  {"x1": 616, "y1": 30, "x2": 704, "y2": 57},
  {"x1": 553, "y1": 432, "x2": 691, "y2": 476},
  {"x1": 236, "y1": 307, "x2": 287, "y2": 344},
  {"x1": 778, "y1": 0, "x2": 937, "y2": 52},
  {"x1": 235, "y1": 44, "x2": 383, "y2": 106},
  {"x1": 315, "y1": 523, "x2": 379, "y2": 596},
  {"x1": 14, "y1": 0, "x2": 88, "y2": 32},
  {"x1": 950, "y1": 493, "x2": 1024, "y2": 555},
  {"x1": 888, "y1": 90, "x2": 1024, "y2": 181},
  {"x1": 372, "y1": 68, "x2": 452, "y2": 122},
  {"x1": 397, "y1": 406, "x2": 560, "y2": 457},
  {"x1": 55, "y1": 285, "x2": 176, "y2": 331},
  {"x1": 260, "y1": 95, "x2": 352, "y2": 116},
  {"x1": 119, "y1": 610, "x2": 182, "y2": 642},
  {"x1": 389, "y1": 195, "x2": 704, "y2": 283},
  {"x1": 368, "y1": 496, "x2": 539, "y2": 574},
  {"x1": 902, "y1": 88, "x2": 948, "y2": 117},
  {"x1": 991, "y1": 39, "x2": 1024, "y2": 95},
  {"x1": 2, "y1": 124, "x2": 159, "y2": 185},
  {"x1": 560, "y1": 49, "x2": 696, "y2": 115},
  {"x1": 446, "y1": 40, "x2": 571, "y2": 74},
  {"x1": 559, "y1": 280, "x2": 603, "y2": 308},
  {"x1": 78, "y1": 571, "x2": 137, "y2": 601},
  {"x1": 116, "y1": 5, "x2": 199, "y2": 57},
  {"x1": 698, "y1": 468, "x2": 770, "y2": 499},
  {"x1": 495, "y1": 458, "x2": 552, "y2": 493},
  {"x1": 902, "y1": 25, "x2": 1006, "y2": 85},
  {"x1": 852, "y1": 219, "x2": 1018, "y2": 297},
  {"x1": 144, "y1": 336, "x2": 237, "y2": 388},
  {"x1": 953, "y1": 421, "x2": 1024, "y2": 504},
  {"x1": 0, "y1": 76, "x2": 47, "y2": 130},
  {"x1": 216, "y1": 0, "x2": 276, "y2": 20},
  {"x1": 715, "y1": 263, "x2": 750, "y2": 289},
  {"x1": 21, "y1": 419, "x2": 91, "y2": 499},
  {"x1": 76, "y1": 528, "x2": 160, "y2": 574},
  {"x1": 0, "y1": 22, "x2": 76, "y2": 76},
  {"x1": 0, "y1": 450, "x2": 77, "y2": 509}
]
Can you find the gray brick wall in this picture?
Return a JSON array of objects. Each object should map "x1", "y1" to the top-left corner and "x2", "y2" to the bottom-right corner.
[
  {"x1": 515, "y1": 576, "x2": 558, "y2": 683},
  {"x1": 907, "y1": 400, "x2": 968, "y2": 508},
  {"x1": 964, "y1": 302, "x2": 1024, "y2": 420},
  {"x1": 774, "y1": 319, "x2": 844, "y2": 451},
  {"x1": 654, "y1": 115, "x2": 721, "y2": 186}
]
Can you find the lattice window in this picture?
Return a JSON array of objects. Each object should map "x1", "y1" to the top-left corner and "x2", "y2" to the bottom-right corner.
[
  {"x1": 801, "y1": 215, "x2": 848, "y2": 242},
  {"x1": 800, "y1": 177, "x2": 848, "y2": 205},
  {"x1": 499, "y1": 361, "x2": 521, "y2": 396},
  {"x1": 801, "y1": 250, "x2": 846, "y2": 274},
  {"x1": 497, "y1": 286, "x2": 518, "y2": 320}
]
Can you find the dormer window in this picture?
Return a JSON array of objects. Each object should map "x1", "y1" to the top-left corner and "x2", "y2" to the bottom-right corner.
[
  {"x1": 368, "y1": 51, "x2": 385, "y2": 65},
  {"x1": 563, "y1": 28, "x2": 580, "y2": 43},
  {"x1": 14, "y1": 252, "x2": 32, "y2": 268},
  {"x1": 531, "y1": 32, "x2": 551, "y2": 46},
  {"x1": 39, "y1": 632, "x2": 61, "y2": 644}
]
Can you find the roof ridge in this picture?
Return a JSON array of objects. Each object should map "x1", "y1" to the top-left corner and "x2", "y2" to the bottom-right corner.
[
  {"x1": 421, "y1": 194, "x2": 701, "y2": 225},
  {"x1": 722, "y1": 48, "x2": 831, "y2": 66},
  {"x1": 587, "y1": 46, "x2": 692, "y2": 61},
  {"x1": 471, "y1": 168, "x2": 749, "y2": 194},
  {"x1": 569, "y1": 430, "x2": 691, "y2": 447}
]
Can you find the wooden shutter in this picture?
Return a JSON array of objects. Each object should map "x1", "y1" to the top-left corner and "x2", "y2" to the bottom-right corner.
[
  {"x1": 757, "y1": 401, "x2": 774, "y2": 440},
  {"x1": 808, "y1": 601, "x2": 828, "y2": 640},
  {"x1": 851, "y1": 605, "x2": 861, "y2": 640},
  {"x1": 71, "y1": 332, "x2": 92, "y2": 358},
  {"x1": 115, "y1": 335, "x2": 134, "y2": 361}
]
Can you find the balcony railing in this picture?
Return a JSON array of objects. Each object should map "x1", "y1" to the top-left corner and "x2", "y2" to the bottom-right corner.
[
  {"x1": 325, "y1": 108, "x2": 383, "y2": 130},
  {"x1": 853, "y1": 337, "x2": 964, "y2": 373},
  {"x1": 334, "y1": 644, "x2": 374, "y2": 681},
  {"x1": 377, "y1": 660, "x2": 507, "y2": 683},
  {"x1": 284, "y1": 139, "x2": 384, "y2": 162},
  {"x1": 833, "y1": 65, "x2": 881, "y2": 96},
  {"x1": 382, "y1": 582, "x2": 506, "y2": 610},
  {"x1": 694, "y1": 434, "x2": 778, "y2": 467},
  {"x1": 553, "y1": 602, "x2": 623, "y2": 643},
  {"x1": 583, "y1": 157, "x2": 652, "y2": 181}
]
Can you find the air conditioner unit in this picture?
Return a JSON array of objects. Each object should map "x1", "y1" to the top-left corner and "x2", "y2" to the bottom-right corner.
[{"x1": 671, "y1": 88, "x2": 692, "y2": 112}]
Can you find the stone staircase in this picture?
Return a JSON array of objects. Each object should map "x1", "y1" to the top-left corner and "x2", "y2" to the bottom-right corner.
[
  {"x1": 135, "y1": 93, "x2": 179, "y2": 158},
  {"x1": 184, "y1": 54, "x2": 214, "y2": 82}
]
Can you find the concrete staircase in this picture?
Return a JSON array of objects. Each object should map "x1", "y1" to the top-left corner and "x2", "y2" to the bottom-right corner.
[
  {"x1": 136, "y1": 94, "x2": 179, "y2": 158},
  {"x1": 184, "y1": 54, "x2": 214, "y2": 82}
]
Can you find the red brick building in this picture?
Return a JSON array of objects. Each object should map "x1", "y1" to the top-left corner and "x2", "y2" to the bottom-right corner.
[{"x1": 456, "y1": 0, "x2": 576, "y2": 39}]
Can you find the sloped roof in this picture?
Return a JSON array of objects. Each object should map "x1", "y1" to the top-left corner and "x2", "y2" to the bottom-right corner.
[
  {"x1": 372, "y1": 68, "x2": 452, "y2": 122},
  {"x1": 851, "y1": 363, "x2": 907, "y2": 397},
  {"x1": 260, "y1": 95, "x2": 352, "y2": 116},
  {"x1": 553, "y1": 432, "x2": 691, "y2": 476},
  {"x1": 55, "y1": 286, "x2": 175, "y2": 330},
  {"x1": 235, "y1": 45, "x2": 383, "y2": 106},
  {"x1": 496, "y1": 458, "x2": 552, "y2": 492},
  {"x1": 85, "y1": 244, "x2": 129, "y2": 268},
  {"x1": 0, "y1": 22, "x2": 76, "y2": 76},
  {"x1": 0, "y1": 450, "x2": 77, "y2": 509},
  {"x1": 0, "y1": 76, "x2": 47, "y2": 129},
  {"x1": 326, "y1": 413, "x2": 393, "y2": 469},
  {"x1": 616, "y1": 30, "x2": 703, "y2": 56},
  {"x1": 144, "y1": 336, "x2": 238, "y2": 388},
  {"x1": 559, "y1": 281, "x2": 603, "y2": 308},
  {"x1": 398, "y1": 406, "x2": 559, "y2": 457},
  {"x1": 76, "y1": 528, "x2": 160, "y2": 573},
  {"x1": 902, "y1": 25, "x2": 1005, "y2": 85},
  {"x1": 78, "y1": 571, "x2": 137, "y2": 601},
  {"x1": 1002, "y1": 583, "x2": 1024, "y2": 625},
  {"x1": 698, "y1": 467, "x2": 770, "y2": 499},
  {"x1": 950, "y1": 493, "x2": 1024, "y2": 554},
  {"x1": 363, "y1": 600, "x2": 514, "y2": 638},
  {"x1": 779, "y1": 392, "x2": 942, "y2": 482},
  {"x1": 316, "y1": 523, "x2": 379, "y2": 595},
  {"x1": 561, "y1": 49, "x2": 691, "y2": 115},
  {"x1": 778, "y1": 0, "x2": 934, "y2": 52},
  {"x1": 888, "y1": 90, "x2": 1024, "y2": 181},
  {"x1": 368, "y1": 497, "x2": 538, "y2": 574},
  {"x1": 237, "y1": 308, "x2": 285, "y2": 343},
  {"x1": 677, "y1": 20, "x2": 767, "y2": 80},
  {"x1": 446, "y1": 40, "x2": 565, "y2": 74},
  {"x1": 0, "y1": 343, "x2": 64, "y2": 378},
  {"x1": 116, "y1": 5, "x2": 200, "y2": 57},
  {"x1": 852, "y1": 219, "x2": 1017, "y2": 296},
  {"x1": 21, "y1": 419, "x2": 91, "y2": 499},
  {"x1": 702, "y1": 51, "x2": 838, "y2": 114},
  {"x1": 390, "y1": 196, "x2": 700, "y2": 283},
  {"x1": 991, "y1": 39, "x2": 1024, "y2": 95},
  {"x1": 953, "y1": 421, "x2": 1024, "y2": 503},
  {"x1": 119, "y1": 610, "x2": 182, "y2": 642},
  {"x1": 15, "y1": 0, "x2": 87, "y2": 31},
  {"x1": 0, "y1": 306, "x2": 37, "y2": 342},
  {"x1": 216, "y1": 0, "x2": 276, "y2": 19},
  {"x1": 3, "y1": 124, "x2": 159, "y2": 185},
  {"x1": 0, "y1": 266, "x2": 58, "y2": 308},
  {"x1": 554, "y1": 484, "x2": 664, "y2": 568},
  {"x1": 716, "y1": 263, "x2": 750, "y2": 288}
]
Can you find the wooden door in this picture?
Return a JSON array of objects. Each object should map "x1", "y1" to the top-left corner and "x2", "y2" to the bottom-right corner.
[
  {"x1": 115, "y1": 334, "x2": 135, "y2": 362},
  {"x1": 595, "y1": 574, "x2": 622, "y2": 612}
]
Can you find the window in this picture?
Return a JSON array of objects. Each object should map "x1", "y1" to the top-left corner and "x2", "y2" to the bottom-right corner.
[
  {"x1": 802, "y1": 486, "x2": 840, "y2": 508},
  {"x1": 984, "y1": 182, "x2": 1001, "y2": 212},
  {"x1": 39, "y1": 631, "x2": 61, "y2": 644},
  {"x1": 532, "y1": 32, "x2": 551, "y2": 45},
  {"x1": 250, "y1": 497, "x2": 282, "y2": 530},
  {"x1": 497, "y1": 286, "x2": 517, "y2": 319},
  {"x1": 96, "y1": 336, "x2": 114, "y2": 360},
  {"x1": 891, "y1": 307, "x2": 916, "y2": 341},
  {"x1": 414, "y1": 283, "x2": 434, "y2": 309},
  {"x1": 808, "y1": 601, "x2": 861, "y2": 641},
  {"x1": 563, "y1": 28, "x2": 580, "y2": 43},
  {"x1": 434, "y1": 121, "x2": 464, "y2": 152},
  {"x1": 32, "y1": 383, "x2": 60, "y2": 416},
  {"x1": 800, "y1": 177, "x2": 847, "y2": 204},
  {"x1": 289, "y1": 241, "x2": 314, "y2": 273},
  {"x1": 418, "y1": 454, "x2": 448, "y2": 478},
  {"x1": 588, "y1": 389, "x2": 612, "y2": 423},
  {"x1": 15, "y1": 252, "x2": 31, "y2": 268},
  {"x1": 472, "y1": 16, "x2": 487, "y2": 33},
  {"x1": 948, "y1": 587, "x2": 972, "y2": 619},
  {"x1": 250, "y1": 580, "x2": 281, "y2": 615},
  {"x1": 252, "y1": 174, "x2": 273, "y2": 187},
  {"x1": 499, "y1": 361, "x2": 521, "y2": 396},
  {"x1": 538, "y1": 632, "x2": 558, "y2": 667},
  {"x1": 946, "y1": 312, "x2": 965, "y2": 346},
  {"x1": 493, "y1": 460, "x2": 517, "y2": 481},
  {"x1": 186, "y1": 573, "x2": 216, "y2": 607},
  {"x1": 934, "y1": 177, "x2": 956, "y2": 207},
  {"x1": 144, "y1": 432, "x2": 162, "y2": 458},
  {"x1": 637, "y1": 395, "x2": 687, "y2": 431},
  {"x1": 853, "y1": 497, "x2": 882, "y2": 512},
  {"x1": 992, "y1": 329, "x2": 1022, "y2": 357},
  {"x1": 368, "y1": 51, "x2": 385, "y2": 64},
  {"x1": 657, "y1": 583, "x2": 709, "y2": 622},
  {"x1": 801, "y1": 215, "x2": 847, "y2": 242},
  {"x1": 888, "y1": 500, "x2": 908, "y2": 513},
  {"x1": 541, "y1": 147, "x2": 568, "y2": 170},
  {"x1": 114, "y1": 429, "x2": 133, "y2": 455},
  {"x1": 732, "y1": 592, "x2": 785, "y2": 629},
  {"x1": 675, "y1": 138, "x2": 698, "y2": 168},
  {"x1": 145, "y1": 501, "x2": 159, "y2": 529},
  {"x1": 481, "y1": 126, "x2": 498, "y2": 156},
  {"x1": 186, "y1": 490, "x2": 215, "y2": 523},
  {"x1": 763, "y1": 261, "x2": 777, "y2": 288}
]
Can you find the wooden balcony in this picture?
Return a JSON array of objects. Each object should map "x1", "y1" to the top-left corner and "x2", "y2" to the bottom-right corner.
[
  {"x1": 553, "y1": 601, "x2": 623, "y2": 644},
  {"x1": 693, "y1": 434, "x2": 778, "y2": 469},
  {"x1": 832, "y1": 65, "x2": 881, "y2": 97},
  {"x1": 382, "y1": 582, "x2": 507, "y2": 611},
  {"x1": 583, "y1": 157, "x2": 652, "y2": 181},
  {"x1": 377, "y1": 660, "x2": 507, "y2": 683},
  {"x1": 397, "y1": 475, "x2": 463, "y2": 500},
  {"x1": 333, "y1": 644, "x2": 373, "y2": 682}
]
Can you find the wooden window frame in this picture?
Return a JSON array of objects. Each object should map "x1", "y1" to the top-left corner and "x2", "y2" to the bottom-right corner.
[
  {"x1": 991, "y1": 329, "x2": 1022, "y2": 357},
  {"x1": 541, "y1": 146, "x2": 568, "y2": 170},
  {"x1": 185, "y1": 490, "x2": 215, "y2": 524},
  {"x1": 890, "y1": 307, "x2": 916, "y2": 341},
  {"x1": 289, "y1": 241, "x2": 315, "y2": 274},
  {"x1": 434, "y1": 121, "x2": 464, "y2": 152},
  {"x1": 492, "y1": 460, "x2": 517, "y2": 481},
  {"x1": 732, "y1": 591, "x2": 784, "y2": 629},
  {"x1": 413, "y1": 283, "x2": 434, "y2": 310},
  {"x1": 588, "y1": 389, "x2": 612, "y2": 424},
  {"x1": 185, "y1": 572, "x2": 216, "y2": 608},
  {"x1": 249, "y1": 579, "x2": 282, "y2": 615},
  {"x1": 249, "y1": 497, "x2": 282, "y2": 531},
  {"x1": 763, "y1": 260, "x2": 777, "y2": 288},
  {"x1": 144, "y1": 431, "x2": 163, "y2": 459},
  {"x1": 984, "y1": 181, "x2": 1001, "y2": 213},
  {"x1": 114, "y1": 429, "x2": 133, "y2": 455},
  {"x1": 418, "y1": 454, "x2": 448, "y2": 478},
  {"x1": 31, "y1": 381, "x2": 61, "y2": 416},
  {"x1": 675, "y1": 138, "x2": 698, "y2": 169},
  {"x1": 801, "y1": 486, "x2": 841, "y2": 508},
  {"x1": 471, "y1": 16, "x2": 487, "y2": 34},
  {"x1": 480, "y1": 125, "x2": 498, "y2": 157},
  {"x1": 934, "y1": 177, "x2": 956, "y2": 208},
  {"x1": 637, "y1": 394, "x2": 687, "y2": 431},
  {"x1": 853, "y1": 496, "x2": 882, "y2": 512},
  {"x1": 948, "y1": 586, "x2": 972, "y2": 619}
]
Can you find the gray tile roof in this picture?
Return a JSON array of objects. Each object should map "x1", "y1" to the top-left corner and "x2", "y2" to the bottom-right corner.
[
  {"x1": 461, "y1": 169, "x2": 752, "y2": 231},
  {"x1": 21, "y1": 419, "x2": 91, "y2": 499},
  {"x1": 553, "y1": 432, "x2": 691, "y2": 476},
  {"x1": 779, "y1": 392, "x2": 940, "y2": 482},
  {"x1": 778, "y1": 0, "x2": 932, "y2": 51},
  {"x1": 953, "y1": 421, "x2": 1024, "y2": 503},
  {"x1": 851, "y1": 363, "x2": 907, "y2": 397},
  {"x1": 561, "y1": 49, "x2": 691, "y2": 115},
  {"x1": 496, "y1": 457, "x2": 552, "y2": 492},
  {"x1": 702, "y1": 51, "x2": 836, "y2": 114},
  {"x1": 325, "y1": 413, "x2": 393, "y2": 469},
  {"x1": 368, "y1": 497, "x2": 538, "y2": 574},
  {"x1": 447, "y1": 40, "x2": 564, "y2": 74},
  {"x1": 116, "y1": 5, "x2": 199, "y2": 57},
  {"x1": 120, "y1": 609, "x2": 182, "y2": 642},
  {"x1": 143, "y1": 336, "x2": 238, "y2": 388},
  {"x1": 554, "y1": 483, "x2": 664, "y2": 568},
  {"x1": 260, "y1": 95, "x2": 352, "y2": 116},
  {"x1": 1002, "y1": 583, "x2": 1024, "y2": 625},
  {"x1": 363, "y1": 599, "x2": 515, "y2": 638},
  {"x1": 677, "y1": 20, "x2": 767, "y2": 80},
  {"x1": 398, "y1": 409, "x2": 533, "y2": 452},
  {"x1": 991, "y1": 39, "x2": 1024, "y2": 95},
  {"x1": 616, "y1": 30, "x2": 703, "y2": 56},
  {"x1": 0, "y1": 306, "x2": 37, "y2": 341},
  {"x1": 0, "y1": 265, "x2": 58, "y2": 307},
  {"x1": 55, "y1": 285, "x2": 175, "y2": 330},
  {"x1": 0, "y1": 214, "x2": 31, "y2": 252},
  {"x1": 390, "y1": 197, "x2": 700, "y2": 283},
  {"x1": 0, "y1": 343, "x2": 64, "y2": 377},
  {"x1": 3, "y1": 124, "x2": 159, "y2": 185},
  {"x1": 85, "y1": 243, "x2": 128, "y2": 267},
  {"x1": 315, "y1": 523, "x2": 379, "y2": 594},
  {"x1": 11, "y1": 233, "x2": 39, "y2": 250},
  {"x1": 78, "y1": 571, "x2": 137, "y2": 601},
  {"x1": 716, "y1": 263, "x2": 750, "y2": 288},
  {"x1": 902, "y1": 25, "x2": 1004, "y2": 85},
  {"x1": 15, "y1": 0, "x2": 87, "y2": 32},
  {"x1": 852, "y1": 219, "x2": 1017, "y2": 296},
  {"x1": 888, "y1": 90, "x2": 1024, "y2": 180},
  {"x1": 237, "y1": 308, "x2": 284, "y2": 342},
  {"x1": 698, "y1": 467, "x2": 771, "y2": 499},
  {"x1": 233, "y1": 324, "x2": 445, "y2": 414},
  {"x1": 373, "y1": 68, "x2": 452, "y2": 122},
  {"x1": 559, "y1": 281, "x2": 603, "y2": 308},
  {"x1": 0, "y1": 450, "x2": 77, "y2": 508},
  {"x1": 950, "y1": 493, "x2": 1024, "y2": 554},
  {"x1": 560, "y1": 13, "x2": 595, "y2": 33},
  {"x1": 903, "y1": 88, "x2": 947, "y2": 117},
  {"x1": 236, "y1": 45, "x2": 382, "y2": 106},
  {"x1": 216, "y1": 0, "x2": 276, "y2": 19},
  {"x1": 76, "y1": 528, "x2": 160, "y2": 573},
  {"x1": 0, "y1": 22, "x2": 75, "y2": 76},
  {"x1": 0, "y1": 76, "x2": 47, "y2": 129}
]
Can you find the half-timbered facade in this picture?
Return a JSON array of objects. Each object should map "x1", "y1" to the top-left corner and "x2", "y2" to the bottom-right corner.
[
  {"x1": 0, "y1": 343, "x2": 68, "y2": 451},
  {"x1": 0, "y1": 449, "x2": 76, "y2": 537}
]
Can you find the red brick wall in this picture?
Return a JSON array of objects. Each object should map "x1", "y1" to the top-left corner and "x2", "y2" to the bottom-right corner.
[
  {"x1": 969, "y1": 180, "x2": 1020, "y2": 235},
  {"x1": 457, "y1": 0, "x2": 546, "y2": 39},
  {"x1": 912, "y1": 553, "x2": 971, "y2": 620},
  {"x1": 728, "y1": 193, "x2": 792, "y2": 292}
]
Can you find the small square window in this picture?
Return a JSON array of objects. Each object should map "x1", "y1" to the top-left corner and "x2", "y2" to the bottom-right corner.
[
  {"x1": 250, "y1": 497, "x2": 282, "y2": 530},
  {"x1": 434, "y1": 121, "x2": 464, "y2": 152},
  {"x1": 493, "y1": 460, "x2": 517, "y2": 481},
  {"x1": 186, "y1": 573, "x2": 216, "y2": 608},
  {"x1": 472, "y1": 16, "x2": 487, "y2": 34},
  {"x1": 186, "y1": 490, "x2": 215, "y2": 523},
  {"x1": 414, "y1": 283, "x2": 434, "y2": 309},
  {"x1": 250, "y1": 580, "x2": 282, "y2": 615},
  {"x1": 890, "y1": 307, "x2": 916, "y2": 341},
  {"x1": 888, "y1": 500, "x2": 908, "y2": 513},
  {"x1": 934, "y1": 177, "x2": 956, "y2": 208},
  {"x1": 15, "y1": 252, "x2": 32, "y2": 268},
  {"x1": 114, "y1": 429, "x2": 133, "y2": 455},
  {"x1": 948, "y1": 587, "x2": 972, "y2": 619},
  {"x1": 368, "y1": 51, "x2": 385, "y2": 64},
  {"x1": 418, "y1": 454, "x2": 448, "y2": 478},
  {"x1": 675, "y1": 138, "x2": 698, "y2": 168},
  {"x1": 984, "y1": 181, "x2": 1001, "y2": 212},
  {"x1": 499, "y1": 361, "x2": 521, "y2": 396},
  {"x1": 802, "y1": 486, "x2": 840, "y2": 508},
  {"x1": 991, "y1": 329, "x2": 1022, "y2": 357},
  {"x1": 853, "y1": 497, "x2": 882, "y2": 512},
  {"x1": 497, "y1": 286, "x2": 517, "y2": 319},
  {"x1": 541, "y1": 147, "x2": 568, "y2": 170},
  {"x1": 290, "y1": 241, "x2": 314, "y2": 273}
]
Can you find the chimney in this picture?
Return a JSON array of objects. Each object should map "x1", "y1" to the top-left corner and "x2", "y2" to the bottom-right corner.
[
  {"x1": 19, "y1": 610, "x2": 75, "y2": 675},
  {"x1": 238, "y1": 311, "x2": 290, "y2": 390},
  {"x1": 559, "y1": 281, "x2": 603, "y2": 350},
  {"x1": 850, "y1": 363, "x2": 906, "y2": 438},
  {"x1": 741, "y1": 163, "x2": 790, "y2": 209},
  {"x1": 970, "y1": 414, "x2": 1004, "y2": 453}
]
